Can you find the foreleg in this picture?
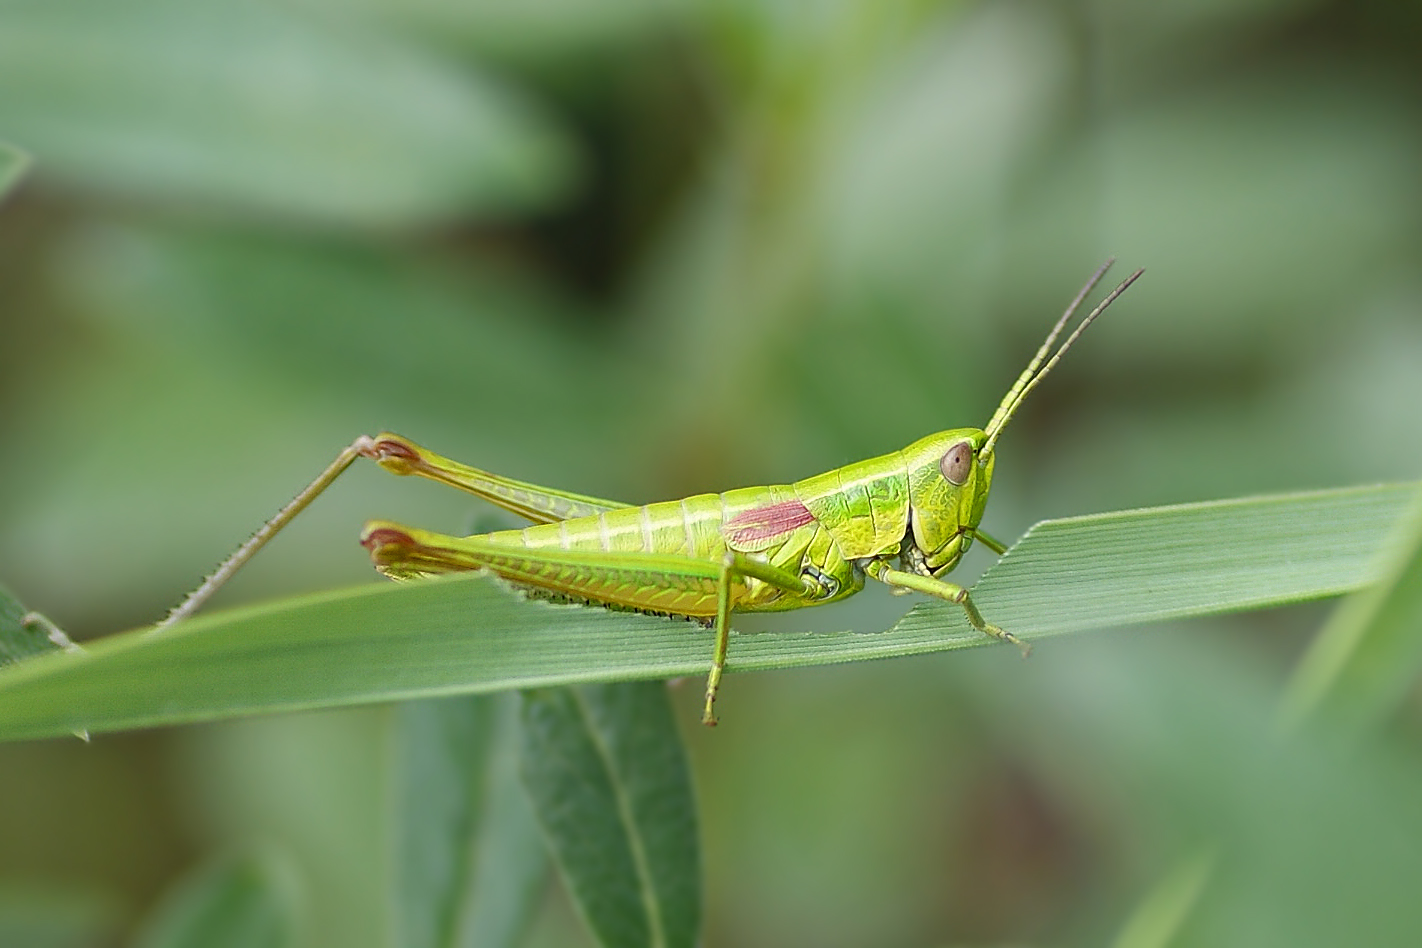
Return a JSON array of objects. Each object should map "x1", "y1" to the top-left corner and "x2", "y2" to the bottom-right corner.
[{"x1": 864, "y1": 560, "x2": 1030, "y2": 656}]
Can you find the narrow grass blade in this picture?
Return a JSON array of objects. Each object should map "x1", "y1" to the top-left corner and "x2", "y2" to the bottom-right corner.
[
  {"x1": 519, "y1": 682, "x2": 699, "y2": 948},
  {"x1": 0, "y1": 484, "x2": 1415, "y2": 742}
]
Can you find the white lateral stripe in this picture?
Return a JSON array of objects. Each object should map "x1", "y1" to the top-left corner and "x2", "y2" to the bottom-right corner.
[{"x1": 680, "y1": 499, "x2": 696, "y2": 556}]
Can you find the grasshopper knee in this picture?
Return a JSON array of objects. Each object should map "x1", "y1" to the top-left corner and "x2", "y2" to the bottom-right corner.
[
  {"x1": 363, "y1": 434, "x2": 425, "y2": 476},
  {"x1": 361, "y1": 524, "x2": 419, "y2": 562}
]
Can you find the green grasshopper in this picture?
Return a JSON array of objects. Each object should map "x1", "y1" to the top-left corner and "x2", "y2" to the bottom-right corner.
[{"x1": 161, "y1": 261, "x2": 1142, "y2": 725}]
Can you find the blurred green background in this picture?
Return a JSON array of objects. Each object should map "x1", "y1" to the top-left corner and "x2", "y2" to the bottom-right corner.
[{"x1": 2, "y1": 0, "x2": 1421, "y2": 945}]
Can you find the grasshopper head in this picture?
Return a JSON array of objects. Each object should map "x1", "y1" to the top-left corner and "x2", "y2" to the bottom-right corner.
[
  {"x1": 904, "y1": 429, "x2": 993, "y2": 573},
  {"x1": 904, "y1": 261, "x2": 1143, "y2": 576}
]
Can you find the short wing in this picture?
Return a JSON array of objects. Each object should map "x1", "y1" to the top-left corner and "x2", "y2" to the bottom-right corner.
[{"x1": 721, "y1": 500, "x2": 816, "y2": 552}]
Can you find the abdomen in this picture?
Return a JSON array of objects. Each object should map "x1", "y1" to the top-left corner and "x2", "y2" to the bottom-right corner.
[{"x1": 482, "y1": 486, "x2": 810, "y2": 614}]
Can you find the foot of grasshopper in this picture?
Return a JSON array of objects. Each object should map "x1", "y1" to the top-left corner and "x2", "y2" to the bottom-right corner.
[{"x1": 864, "y1": 561, "x2": 1032, "y2": 658}]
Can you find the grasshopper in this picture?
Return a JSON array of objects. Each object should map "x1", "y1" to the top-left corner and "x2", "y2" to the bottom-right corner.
[{"x1": 161, "y1": 261, "x2": 1142, "y2": 725}]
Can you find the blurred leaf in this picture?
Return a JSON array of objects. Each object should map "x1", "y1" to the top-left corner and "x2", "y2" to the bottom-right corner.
[
  {"x1": 58, "y1": 224, "x2": 625, "y2": 442},
  {"x1": 132, "y1": 853, "x2": 296, "y2": 948},
  {"x1": 170, "y1": 711, "x2": 386, "y2": 948},
  {"x1": 1110, "y1": 849, "x2": 1216, "y2": 948},
  {"x1": 820, "y1": 3, "x2": 1067, "y2": 301},
  {"x1": 519, "y1": 682, "x2": 700, "y2": 948},
  {"x1": 984, "y1": 631, "x2": 1422, "y2": 947},
  {"x1": 458, "y1": 710, "x2": 550, "y2": 948},
  {"x1": 0, "y1": 885, "x2": 115, "y2": 948},
  {"x1": 1069, "y1": 78, "x2": 1416, "y2": 356},
  {"x1": 393, "y1": 694, "x2": 547, "y2": 948},
  {"x1": 295, "y1": 0, "x2": 693, "y2": 60},
  {"x1": 0, "y1": 584, "x2": 68, "y2": 668},
  {"x1": 0, "y1": 484, "x2": 1415, "y2": 741},
  {"x1": 1091, "y1": 0, "x2": 1320, "y2": 59},
  {"x1": 1281, "y1": 492, "x2": 1422, "y2": 733},
  {"x1": 0, "y1": 0, "x2": 577, "y2": 226},
  {"x1": 0, "y1": 222, "x2": 636, "y2": 624},
  {"x1": 0, "y1": 141, "x2": 29, "y2": 199},
  {"x1": 394, "y1": 696, "x2": 496, "y2": 948}
]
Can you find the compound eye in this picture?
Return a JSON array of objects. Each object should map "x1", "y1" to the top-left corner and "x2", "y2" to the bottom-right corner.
[{"x1": 939, "y1": 440, "x2": 974, "y2": 486}]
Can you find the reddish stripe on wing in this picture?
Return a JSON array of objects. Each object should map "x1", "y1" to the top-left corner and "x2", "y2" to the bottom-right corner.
[{"x1": 723, "y1": 500, "x2": 815, "y2": 546}]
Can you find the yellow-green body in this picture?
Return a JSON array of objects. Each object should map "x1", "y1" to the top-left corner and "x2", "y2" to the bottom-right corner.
[{"x1": 364, "y1": 429, "x2": 994, "y2": 622}]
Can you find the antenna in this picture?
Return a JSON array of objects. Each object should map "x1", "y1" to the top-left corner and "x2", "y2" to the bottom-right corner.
[{"x1": 980, "y1": 262, "x2": 1144, "y2": 461}]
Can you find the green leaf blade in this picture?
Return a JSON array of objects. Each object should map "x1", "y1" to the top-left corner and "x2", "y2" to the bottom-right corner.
[
  {"x1": 903, "y1": 482, "x2": 1419, "y2": 639},
  {"x1": 0, "y1": 484, "x2": 1416, "y2": 743},
  {"x1": 519, "y1": 682, "x2": 700, "y2": 948}
]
